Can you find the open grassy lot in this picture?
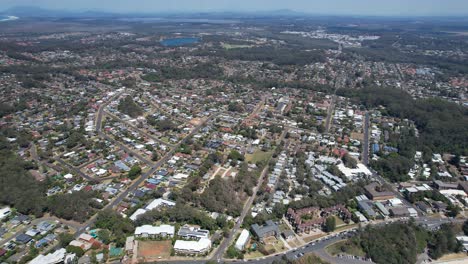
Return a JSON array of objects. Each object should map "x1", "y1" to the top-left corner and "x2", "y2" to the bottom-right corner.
[
  {"x1": 221, "y1": 43, "x2": 254, "y2": 49},
  {"x1": 326, "y1": 240, "x2": 366, "y2": 257},
  {"x1": 333, "y1": 215, "x2": 346, "y2": 227},
  {"x1": 244, "y1": 250, "x2": 264, "y2": 259},
  {"x1": 264, "y1": 236, "x2": 287, "y2": 253},
  {"x1": 245, "y1": 150, "x2": 272, "y2": 163}
]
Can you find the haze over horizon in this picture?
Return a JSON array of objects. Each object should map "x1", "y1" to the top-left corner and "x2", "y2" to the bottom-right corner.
[{"x1": 1, "y1": 0, "x2": 468, "y2": 17}]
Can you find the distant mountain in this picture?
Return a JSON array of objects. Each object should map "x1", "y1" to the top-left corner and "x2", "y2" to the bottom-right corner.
[
  {"x1": 2, "y1": 6, "x2": 465, "y2": 20},
  {"x1": 0, "y1": 6, "x2": 312, "y2": 19},
  {"x1": 0, "y1": 6, "x2": 116, "y2": 18}
]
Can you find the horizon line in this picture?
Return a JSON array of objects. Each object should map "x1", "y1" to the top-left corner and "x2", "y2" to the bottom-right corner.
[{"x1": 2, "y1": 6, "x2": 468, "y2": 18}]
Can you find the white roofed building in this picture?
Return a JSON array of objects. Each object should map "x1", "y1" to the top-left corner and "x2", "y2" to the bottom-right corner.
[
  {"x1": 174, "y1": 238, "x2": 211, "y2": 255},
  {"x1": 30, "y1": 248, "x2": 76, "y2": 264},
  {"x1": 235, "y1": 229, "x2": 250, "y2": 250},
  {"x1": 129, "y1": 198, "x2": 176, "y2": 221},
  {"x1": 134, "y1": 225, "x2": 175, "y2": 238}
]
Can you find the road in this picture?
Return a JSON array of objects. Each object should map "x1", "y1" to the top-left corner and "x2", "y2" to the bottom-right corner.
[
  {"x1": 212, "y1": 123, "x2": 287, "y2": 261},
  {"x1": 96, "y1": 91, "x2": 124, "y2": 133},
  {"x1": 104, "y1": 109, "x2": 175, "y2": 148},
  {"x1": 98, "y1": 131, "x2": 154, "y2": 166},
  {"x1": 212, "y1": 164, "x2": 269, "y2": 262},
  {"x1": 324, "y1": 95, "x2": 336, "y2": 133},
  {"x1": 54, "y1": 157, "x2": 100, "y2": 182},
  {"x1": 360, "y1": 112, "x2": 421, "y2": 214},
  {"x1": 362, "y1": 112, "x2": 370, "y2": 165},
  {"x1": 165, "y1": 217, "x2": 463, "y2": 264},
  {"x1": 28, "y1": 90, "x2": 128, "y2": 184}
]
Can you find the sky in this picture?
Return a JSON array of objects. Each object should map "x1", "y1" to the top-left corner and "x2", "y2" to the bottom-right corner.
[{"x1": 1, "y1": 0, "x2": 468, "y2": 16}]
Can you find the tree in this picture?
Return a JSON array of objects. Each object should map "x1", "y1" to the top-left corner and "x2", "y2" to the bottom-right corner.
[
  {"x1": 226, "y1": 245, "x2": 243, "y2": 259},
  {"x1": 94, "y1": 210, "x2": 135, "y2": 247},
  {"x1": 272, "y1": 203, "x2": 287, "y2": 219},
  {"x1": 325, "y1": 216, "x2": 336, "y2": 232},
  {"x1": 463, "y1": 220, "x2": 468, "y2": 236},
  {"x1": 0, "y1": 148, "x2": 47, "y2": 216},
  {"x1": 66, "y1": 245, "x2": 85, "y2": 257},
  {"x1": 98, "y1": 229, "x2": 112, "y2": 244},
  {"x1": 47, "y1": 191, "x2": 100, "y2": 222},
  {"x1": 429, "y1": 224, "x2": 462, "y2": 259},
  {"x1": 338, "y1": 86, "x2": 468, "y2": 156},
  {"x1": 342, "y1": 154, "x2": 358, "y2": 168},
  {"x1": 228, "y1": 150, "x2": 244, "y2": 162},
  {"x1": 151, "y1": 151, "x2": 159, "y2": 161},
  {"x1": 127, "y1": 165, "x2": 142, "y2": 180},
  {"x1": 449, "y1": 155, "x2": 461, "y2": 167},
  {"x1": 58, "y1": 233, "x2": 74, "y2": 248},
  {"x1": 228, "y1": 102, "x2": 243, "y2": 112},
  {"x1": 446, "y1": 204, "x2": 461, "y2": 218},
  {"x1": 118, "y1": 96, "x2": 142, "y2": 118}
]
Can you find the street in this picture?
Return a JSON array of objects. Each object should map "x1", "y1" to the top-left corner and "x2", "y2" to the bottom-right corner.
[{"x1": 362, "y1": 112, "x2": 370, "y2": 165}]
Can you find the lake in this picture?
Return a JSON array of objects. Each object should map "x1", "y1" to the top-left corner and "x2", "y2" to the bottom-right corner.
[
  {"x1": 0, "y1": 16, "x2": 19, "y2": 22},
  {"x1": 160, "y1": 37, "x2": 200, "y2": 47}
]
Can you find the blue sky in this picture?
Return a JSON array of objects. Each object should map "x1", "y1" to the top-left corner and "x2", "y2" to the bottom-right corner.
[{"x1": 1, "y1": 0, "x2": 468, "y2": 16}]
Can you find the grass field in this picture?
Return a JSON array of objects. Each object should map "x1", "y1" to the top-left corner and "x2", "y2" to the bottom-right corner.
[
  {"x1": 335, "y1": 223, "x2": 358, "y2": 232},
  {"x1": 264, "y1": 236, "x2": 286, "y2": 253},
  {"x1": 221, "y1": 43, "x2": 253, "y2": 49},
  {"x1": 244, "y1": 251, "x2": 264, "y2": 259},
  {"x1": 245, "y1": 150, "x2": 272, "y2": 163},
  {"x1": 137, "y1": 240, "x2": 172, "y2": 260},
  {"x1": 326, "y1": 240, "x2": 366, "y2": 257},
  {"x1": 333, "y1": 216, "x2": 346, "y2": 227}
]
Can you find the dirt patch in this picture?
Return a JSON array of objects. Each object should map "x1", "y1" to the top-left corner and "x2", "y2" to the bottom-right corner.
[
  {"x1": 437, "y1": 252, "x2": 468, "y2": 262},
  {"x1": 137, "y1": 240, "x2": 172, "y2": 261},
  {"x1": 351, "y1": 132, "x2": 364, "y2": 141}
]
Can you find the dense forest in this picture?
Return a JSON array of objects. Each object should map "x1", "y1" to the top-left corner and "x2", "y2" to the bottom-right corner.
[
  {"x1": 94, "y1": 210, "x2": 135, "y2": 246},
  {"x1": 288, "y1": 180, "x2": 367, "y2": 210},
  {"x1": 141, "y1": 63, "x2": 224, "y2": 82},
  {"x1": 176, "y1": 156, "x2": 260, "y2": 217},
  {"x1": 346, "y1": 221, "x2": 462, "y2": 264},
  {"x1": 0, "y1": 142, "x2": 46, "y2": 216},
  {"x1": 47, "y1": 191, "x2": 103, "y2": 223},
  {"x1": 197, "y1": 46, "x2": 326, "y2": 66},
  {"x1": 0, "y1": 132, "x2": 104, "y2": 222},
  {"x1": 118, "y1": 96, "x2": 143, "y2": 118},
  {"x1": 338, "y1": 86, "x2": 468, "y2": 156}
]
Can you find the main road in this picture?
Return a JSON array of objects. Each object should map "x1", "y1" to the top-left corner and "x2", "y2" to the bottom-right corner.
[
  {"x1": 362, "y1": 112, "x2": 370, "y2": 165},
  {"x1": 324, "y1": 95, "x2": 336, "y2": 133},
  {"x1": 211, "y1": 164, "x2": 269, "y2": 262},
  {"x1": 212, "y1": 125, "x2": 288, "y2": 262},
  {"x1": 165, "y1": 217, "x2": 463, "y2": 264}
]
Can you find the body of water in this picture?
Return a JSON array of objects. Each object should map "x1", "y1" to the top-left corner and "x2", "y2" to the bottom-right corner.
[
  {"x1": 160, "y1": 37, "x2": 200, "y2": 47},
  {"x1": 0, "y1": 16, "x2": 19, "y2": 22}
]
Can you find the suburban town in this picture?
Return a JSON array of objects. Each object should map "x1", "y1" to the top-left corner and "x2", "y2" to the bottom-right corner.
[{"x1": 0, "y1": 2, "x2": 468, "y2": 264}]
